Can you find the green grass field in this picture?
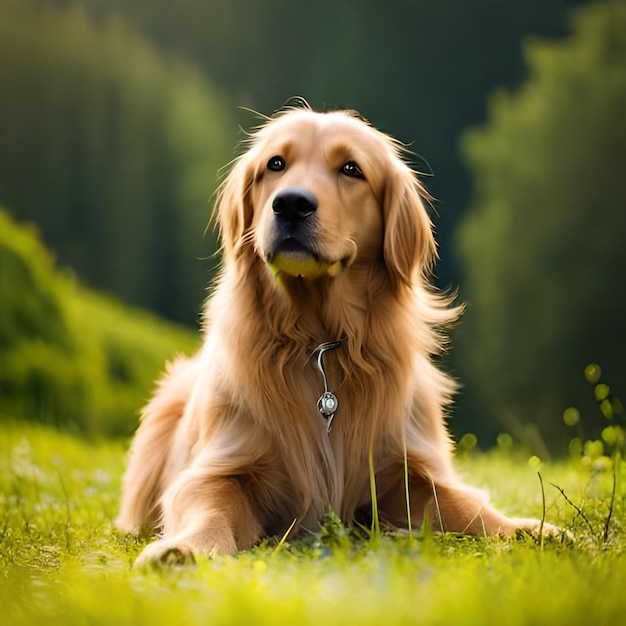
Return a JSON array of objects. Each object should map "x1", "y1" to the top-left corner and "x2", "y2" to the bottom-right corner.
[{"x1": 1, "y1": 420, "x2": 624, "y2": 626}]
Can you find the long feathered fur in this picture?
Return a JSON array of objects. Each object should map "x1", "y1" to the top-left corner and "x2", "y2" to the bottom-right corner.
[{"x1": 116, "y1": 105, "x2": 554, "y2": 565}]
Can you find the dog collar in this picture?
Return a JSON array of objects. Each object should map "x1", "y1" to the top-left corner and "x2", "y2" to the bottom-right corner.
[{"x1": 310, "y1": 341, "x2": 342, "y2": 432}]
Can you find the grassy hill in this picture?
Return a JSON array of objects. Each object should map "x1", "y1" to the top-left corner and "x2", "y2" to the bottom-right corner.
[{"x1": 0, "y1": 207, "x2": 199, "y2": 437}]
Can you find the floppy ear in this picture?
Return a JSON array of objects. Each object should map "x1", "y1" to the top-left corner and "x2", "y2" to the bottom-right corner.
[
  {"x1": 383, "y1": 165, "x2": 437, "y2": 289},
  {"x1": 214, "y1": 151, "x2": 256, "y2": 260}
]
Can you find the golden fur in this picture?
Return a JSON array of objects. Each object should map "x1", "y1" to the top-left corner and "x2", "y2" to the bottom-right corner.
[{"x1": 116, "y1": 105, "x2": 551, "y2": 565}]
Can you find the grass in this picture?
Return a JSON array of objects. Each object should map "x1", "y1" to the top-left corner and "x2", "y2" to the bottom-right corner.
[{"x1": 1, "y1": 420, "x2": 625, "y2": 626}]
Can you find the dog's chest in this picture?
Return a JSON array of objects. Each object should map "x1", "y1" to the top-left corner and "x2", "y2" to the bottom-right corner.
[{"x1": 285, "y1": 363, "x2": 380, "y2": 517}]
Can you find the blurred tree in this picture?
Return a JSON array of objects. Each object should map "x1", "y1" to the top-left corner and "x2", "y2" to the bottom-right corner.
[
  {"x1": 454, "y1": 0, "x2": 626, "y2": 451},
  {"x1": 45, "y1": 0, "x2": 585, "y2": 292},
  {"x1": 0, "y1": 1, "x2": 235, "y2": 323}
]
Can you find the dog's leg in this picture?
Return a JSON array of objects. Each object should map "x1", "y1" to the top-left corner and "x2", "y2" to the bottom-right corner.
[
  {"x1": 416, "y1": 481, "x2": 551, "y2": 536},
  {"x1": 115, "y1": 357, "x2": 194, "y2": 535},
  {"x1": 134, "y1": 475, "x2": 263, "y2": 567},
  {"x1": 378, "y1": 470, "x2": 561, "y2": 537}
]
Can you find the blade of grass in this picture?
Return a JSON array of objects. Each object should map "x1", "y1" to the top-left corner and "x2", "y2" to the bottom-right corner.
[
  {"x1": 603, "y1": 452, "x2": 618, "y2": 543},
  {"x1": 550, "y1": 482, "x2": 594, "y2": 535},
  {"x1": 430, "y1": 480, "x2": 444, "y2": 533},
  {"x1": 403, "y1": 443, "x2": 413, "y2": 541},
  {"x1": 273, "y1": 517, "x2": 298, "y2": 554},
  {"x1": 368, "y1": 440, "x2": 380, "y2": 546},
  {"x1": 537, "y1": 471, "x2": 546, "y2": 549}
]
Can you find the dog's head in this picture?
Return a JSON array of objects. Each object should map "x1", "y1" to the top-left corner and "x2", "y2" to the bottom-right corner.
[{"x1": 216, "y1": 107, "x2": 436, "y2": 289}]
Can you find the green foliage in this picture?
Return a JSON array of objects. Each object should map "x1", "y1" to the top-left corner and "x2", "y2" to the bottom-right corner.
[
  {"x1": 1, "y1": 421, "x2": 625, "y2": 625},
  {"x1": 0, "y1": 0, "x2": 234, "y2": 323},
  {"x1": 0, "y1": 208, "x2": 95, "y2": 430},
  {"x1": 455, "y1": 1, "x2": 626, "y2": 449},
  {"x1": 48, "y1": 0, "x2": 584, "y2": 292},
  {"x1": 0, "y1": 208, "x2": 198, "y2": 437},
  {"x1": 67, "y1": 287, "x2": 198, "y2": 436},
  {"x1": 563, "y1": 363, "x2": 624, "y2": 540}
]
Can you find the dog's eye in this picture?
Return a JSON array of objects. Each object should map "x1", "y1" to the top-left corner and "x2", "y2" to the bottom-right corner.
[
  {"x1": 341, "y1": 161, "x2": 364, "y2": 179},
  {"x1": 267, "y1": 156, "x2": 286, "y2": 172}
]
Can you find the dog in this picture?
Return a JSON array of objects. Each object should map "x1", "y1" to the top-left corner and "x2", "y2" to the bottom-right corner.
[{"x1": 116, "y1": 103, "x2": 553, "y2": 565}]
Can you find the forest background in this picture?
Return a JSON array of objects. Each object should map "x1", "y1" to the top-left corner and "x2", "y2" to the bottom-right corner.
[{"x1": 1, "y1": 0, "x2": 625, "y2": 454}]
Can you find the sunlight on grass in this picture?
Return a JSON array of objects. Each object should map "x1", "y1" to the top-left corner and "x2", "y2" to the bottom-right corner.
[{"x1": 1, "y1": 421, "x2": 625, "y2": 626}]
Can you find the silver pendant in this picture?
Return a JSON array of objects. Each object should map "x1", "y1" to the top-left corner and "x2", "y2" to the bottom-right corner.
[
  {"x1": 318, "y1": 391, "x2": 338, "y2": 416},
  {"x1": 318, "y1": 392, "x2": 338, "y2": 433},
  {"x1": 312, "y1": 341, "x2": 341, "y2": 432}
]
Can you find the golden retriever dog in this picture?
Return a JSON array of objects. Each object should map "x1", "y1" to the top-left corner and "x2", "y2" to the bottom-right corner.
[{"x1": 116, "y1": 103, "x2": 553, "y2": 565}]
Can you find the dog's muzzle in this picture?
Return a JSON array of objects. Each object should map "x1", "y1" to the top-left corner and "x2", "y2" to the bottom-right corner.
[{"x1": 266, "y1": 187, "x2": 342, "y2": 280}]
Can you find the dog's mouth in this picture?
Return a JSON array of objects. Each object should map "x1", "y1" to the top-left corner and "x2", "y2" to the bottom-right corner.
[
  {"x1": 275, "y1": 237, "x2": 313, "y2": 259},
  {"x1": 266, "y1": 237, "x2": 343, "y2": 279}
]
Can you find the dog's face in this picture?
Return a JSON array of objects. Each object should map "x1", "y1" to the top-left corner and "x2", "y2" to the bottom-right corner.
[
  {"x1": 217, "y1": 108, "x2": 436, "y2": 288},
  {"x1": 251, "y1": 112, "x2": 385, "y2": 279}
]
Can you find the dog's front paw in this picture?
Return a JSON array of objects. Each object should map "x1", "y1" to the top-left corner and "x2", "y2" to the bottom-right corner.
[
  {"x1": 511, "y1": 518, "x2": 573, "y2": 542},
  {"x1": 133, "y1": 527, "x2": 239, "y2": 568},
  {"x1": 134, "y1": 538, "x2": 196, "y2": 569}
]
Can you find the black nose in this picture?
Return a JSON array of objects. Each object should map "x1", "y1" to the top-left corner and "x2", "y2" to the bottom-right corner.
[{"x1": 272, "y1": 187, "x2": 318, "y2": 224}]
